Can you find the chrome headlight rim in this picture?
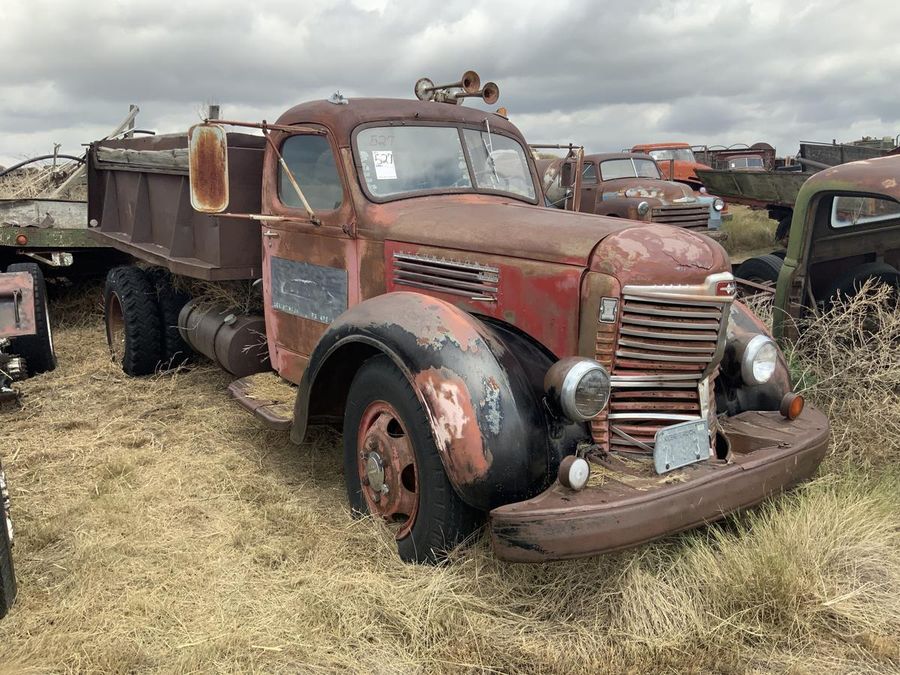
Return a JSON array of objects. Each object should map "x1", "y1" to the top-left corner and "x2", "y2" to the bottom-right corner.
[
  {"x1": 637, "y1": 200, "x2": 651, "y2": 216},
  {"x1": 713, "y1": 197, "x2": 725, "y2": 212},
  {"x1": 552, "y1": 359, "x2": 611, "y2": 422},
  {"x1": 741, "y1": 334, "x2": 778, "y2": 384}
]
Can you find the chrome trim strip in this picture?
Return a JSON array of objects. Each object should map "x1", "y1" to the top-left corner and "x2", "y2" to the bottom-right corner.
[{"x1": 620, "y1": 327, "x2": 717, "y2": 341}]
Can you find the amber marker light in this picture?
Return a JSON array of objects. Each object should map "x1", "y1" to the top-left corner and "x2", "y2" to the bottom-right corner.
[
  {"x1": 780, "y1": 392, "x2": 805, "y2": 420},
  {"x1": 15, "y1": 234, "x2": 28, "y2": 245}
]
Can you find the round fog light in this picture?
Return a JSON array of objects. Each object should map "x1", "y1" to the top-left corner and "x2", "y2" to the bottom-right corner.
[
  {"x1": 637, "y1": 200, "x2": 651, "y2": 217},
  {"x1": 713, "y1": 198, "x2": 725, "y2": 212},
  {"x1": 544, "y1": 358, "x2": 611, "y2": 422},
  {"x1": 559, "y1": 456, "x2": 590, "y2": 491}
]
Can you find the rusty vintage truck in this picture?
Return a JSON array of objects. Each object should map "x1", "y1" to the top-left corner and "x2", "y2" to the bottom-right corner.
[
  {"x1": 85, "y1": 72, "x2": 829, "y2": 563},
  {"x1": 537, "y1": 150, "x2": 723, "y2": 231}
]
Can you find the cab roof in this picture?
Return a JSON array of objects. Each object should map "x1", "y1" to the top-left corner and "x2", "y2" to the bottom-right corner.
[
  {"x1": 276, "y1": 97, "x2": 520, "y2": 144},
  {"x1": 803, "y1": 154, "x2": 900, "y2": 201}
]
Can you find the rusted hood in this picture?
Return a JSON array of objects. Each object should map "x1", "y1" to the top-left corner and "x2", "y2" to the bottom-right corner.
[
  {"x1": 371, "y1": 196, "x2": 640, "y2": 266},
  {"x1": 600, "y1": 178, "x2": 696, "y2": 204},
  {"x1": 591, "y1": 223, "x2": 731, "y2": 285}
]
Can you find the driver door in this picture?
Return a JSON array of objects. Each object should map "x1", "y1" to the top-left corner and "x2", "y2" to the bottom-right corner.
[{"x1": 261, "y1": 126, "x2": 360, "y2": 384}]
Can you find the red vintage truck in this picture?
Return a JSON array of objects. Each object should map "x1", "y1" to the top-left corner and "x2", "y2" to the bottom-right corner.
[{"x1": 86, "y1": 74, "x2": 829, "y2": 563}]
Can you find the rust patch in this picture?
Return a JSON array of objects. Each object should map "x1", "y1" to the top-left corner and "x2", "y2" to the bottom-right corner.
[{"x1": 415, "y1": 366, "x2": 492, "y2": 484}]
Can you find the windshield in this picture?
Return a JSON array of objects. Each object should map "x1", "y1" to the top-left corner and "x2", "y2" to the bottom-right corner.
[
  {"x1": 649, "y1": 148, "x2": 696, "y2": 163},
  {"x1": 599, "y1": 158, "x2": 661, "y2": 181},
  {"x1": 355, "y1": 124, "x2": 535, "y2": 201},
  {"x1": 728, "y1": 156, "x2": 765, "y2": 169}
]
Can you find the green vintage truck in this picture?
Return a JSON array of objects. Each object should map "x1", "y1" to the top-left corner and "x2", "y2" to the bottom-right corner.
[{"x1": 766, "y1": 155, "x2": 900, "y2": 341}]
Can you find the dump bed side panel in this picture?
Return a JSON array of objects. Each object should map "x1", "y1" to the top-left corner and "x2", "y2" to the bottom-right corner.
[{"x1": 87, "y1": 132, "x2": 265, "y2": 280}]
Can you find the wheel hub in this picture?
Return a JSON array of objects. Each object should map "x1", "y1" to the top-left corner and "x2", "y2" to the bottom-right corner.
[
  {"x1": 364, "y1": 451, "x2": 386, "y2": 496},
  {"x1": 356, "y1": 401, "x2": 419, "y2": 538}
]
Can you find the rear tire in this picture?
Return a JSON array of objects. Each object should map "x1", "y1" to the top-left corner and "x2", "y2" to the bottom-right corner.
[
  {"x1": 104, "y1": 266, "x2": 163, "y2": 376},
  {"x1": 343, "y1": 356, "x2": 482, "y2": 564},
  {"x1": 7, "y1": 262, "x2": 56, "y2": 375},
  {"x1": 146, "y1": 268, "x2": 192, "y2": 368},
  {"x1": 824, "y1": 262, "x2": 900, "y2": 308},
  {"x1": 736, "y1": 254, "x2": 784, "y2": 284}
]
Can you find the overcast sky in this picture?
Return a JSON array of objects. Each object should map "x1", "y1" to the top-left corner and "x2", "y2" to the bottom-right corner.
[{"x1": 2, "y1": 0, "x2": 898, "y2": 166}]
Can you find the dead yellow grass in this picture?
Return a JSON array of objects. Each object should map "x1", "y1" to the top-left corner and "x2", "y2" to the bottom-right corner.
[
  {"x1": 0, "y1": 285, "x2": 897, "y2": 673},
  {"x1": 721, "y1": 206, "x2": 778, "y2": 258}
]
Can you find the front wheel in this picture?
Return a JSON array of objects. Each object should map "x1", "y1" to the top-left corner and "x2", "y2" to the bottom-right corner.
[{"x1": 343, "y1": 356, "x2": 482, "y2": 563}]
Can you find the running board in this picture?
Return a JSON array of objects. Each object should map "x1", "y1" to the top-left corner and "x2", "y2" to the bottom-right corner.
[{"x1": 228, "y1": 372, "x2": 296, "y2": 431}]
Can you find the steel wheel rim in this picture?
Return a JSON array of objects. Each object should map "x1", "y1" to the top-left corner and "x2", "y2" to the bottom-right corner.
[
  {"x1": 356, "y1": 400, "x2": 419, "y2": 539},
  {"x1": 107, "y1": 292, "x2": 126, "y2": 364}
]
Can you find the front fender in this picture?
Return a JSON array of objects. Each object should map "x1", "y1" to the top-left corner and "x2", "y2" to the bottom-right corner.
[
  {"x1": 291, "y1": 292, "x2": 555, "y2": 511},
  {"x1": 718, "y1": 301, "x2": 793, "y2": 414}
]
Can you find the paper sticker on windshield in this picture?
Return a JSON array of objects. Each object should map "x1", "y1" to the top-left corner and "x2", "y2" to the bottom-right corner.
[{"x1": 372, "y1": 150, "x2": 397, "y2": 180}]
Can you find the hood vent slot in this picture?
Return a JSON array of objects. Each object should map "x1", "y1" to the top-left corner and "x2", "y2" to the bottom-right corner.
[{"x1": 392, "y1": 253, "x2": 499, "y2": 302}]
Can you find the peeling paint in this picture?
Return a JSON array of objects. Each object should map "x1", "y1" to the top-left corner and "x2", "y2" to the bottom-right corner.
[
  {"x1": 414, "y1": 366, "x2": 492, "y2": 484},
  {"x1": 480, "y1": 376, "x2": 502, "y2": 435}
]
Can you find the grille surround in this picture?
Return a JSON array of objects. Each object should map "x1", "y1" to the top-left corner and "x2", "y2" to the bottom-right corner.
[{"x1": 592, "y1": 273, "x2": 734, "y2": 454}]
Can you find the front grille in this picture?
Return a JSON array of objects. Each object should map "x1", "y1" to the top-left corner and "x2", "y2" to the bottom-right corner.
[
  {"x1": 592, "y1": 280, "x2": 732, "y2": 454},
  {"x1": 651, "y1": 204, "x2": 710, "y2": 230}
]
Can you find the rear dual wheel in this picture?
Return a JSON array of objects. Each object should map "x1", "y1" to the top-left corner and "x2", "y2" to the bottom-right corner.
[
  {"x1": 343, "y1": 356, "x2": 481, "y2": 563},
  {"x1": 104, "y1": 266, "x2": 191, "y2": 376}
]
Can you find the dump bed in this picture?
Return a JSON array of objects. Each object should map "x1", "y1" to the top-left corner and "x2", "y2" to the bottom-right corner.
[
  {"x1": 87, "y1": 132, "x2": 265, "y2": 280},
  {"x1": 695, "y1": 168, "x2": 812, "y2": 209}
]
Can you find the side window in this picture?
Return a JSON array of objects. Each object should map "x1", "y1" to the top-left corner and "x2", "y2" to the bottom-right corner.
[
  {"x1": 831, "y1": 195, "x2": 900, "y2": 228},
  {"x1": 582, "y1": 162, "x2": 597, "y2": 183},
  {"x1": 279, "y1": 135, "x2": 343, "y2": 211}
]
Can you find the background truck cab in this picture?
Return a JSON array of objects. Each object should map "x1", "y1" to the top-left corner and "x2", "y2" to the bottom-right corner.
[{"x1": 538, "y1": 151, "x2": 722, "y2": 231}]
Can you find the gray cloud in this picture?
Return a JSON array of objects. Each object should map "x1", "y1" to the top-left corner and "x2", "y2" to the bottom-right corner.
[{"x1": 1, "y1": 0, "x2": 898, "y2": 165}]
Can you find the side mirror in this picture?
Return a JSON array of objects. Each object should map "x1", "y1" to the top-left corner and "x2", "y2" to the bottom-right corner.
[{"x1": 188, "y1": 123, "x2": 229, "y2": 213}]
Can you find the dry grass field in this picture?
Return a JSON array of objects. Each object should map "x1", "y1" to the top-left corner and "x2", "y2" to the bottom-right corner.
[
  {"x1": 720, "y1": 206, "x2": 779, "y2": 259},
  {"x1": 0, "y1": 281, "x2": 898, "y2": 673}
]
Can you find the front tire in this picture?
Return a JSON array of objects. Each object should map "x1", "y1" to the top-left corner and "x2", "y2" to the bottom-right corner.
[
  {"x1": 343, "y1": 356, "x2": 481, "y2": 563},
  {"x1": 0, "y1": 459, "x2": 16, "y2": 619},
  {"x1": 7, "y1": 262, "x2": 56, "y2": 375},
  {"x1": 104, "y1": 266, "x2": 163, "y2": 376}
]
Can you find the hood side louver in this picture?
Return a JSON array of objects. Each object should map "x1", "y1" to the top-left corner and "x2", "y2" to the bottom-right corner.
[{"x1": 392, "y1": 253, "x2": 499, "y2": 302}]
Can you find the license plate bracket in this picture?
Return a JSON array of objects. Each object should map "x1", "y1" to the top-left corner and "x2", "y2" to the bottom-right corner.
[{"x1": 653, "y1": 419, "x2": 710, "y2": 474}]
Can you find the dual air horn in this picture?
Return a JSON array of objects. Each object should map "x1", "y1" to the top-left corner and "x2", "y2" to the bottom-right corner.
[{"x1": 414, "y1": 70, "x2": 500, "y2": 106}]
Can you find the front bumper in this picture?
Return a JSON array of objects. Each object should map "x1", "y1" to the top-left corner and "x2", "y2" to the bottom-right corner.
[{"x1": 490, "y1": 407, "x2": 829, "y2": 562}]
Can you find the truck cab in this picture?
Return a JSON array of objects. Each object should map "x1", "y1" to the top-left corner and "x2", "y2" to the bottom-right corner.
[
  {"x1": 772, "y1": 155, "x2": 900, "y2": 341},
  {"x1": 630, "y1": 142, "x2": 711, "y2": 191},
  {"x1": 87, "y1": 75, "x2": 829, "y2": 563}
]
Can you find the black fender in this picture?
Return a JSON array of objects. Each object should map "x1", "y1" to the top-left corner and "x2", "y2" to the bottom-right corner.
[
  {"x1": 290, "y1": 292, "x2": 569, "y2": 511},
  {"x1": 717, "y1": 300, "x2": 793, "y2": 416}
]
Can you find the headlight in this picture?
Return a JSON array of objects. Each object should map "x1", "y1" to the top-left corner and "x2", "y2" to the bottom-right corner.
[
  {"x1": 713, "y1": 198, "x2": 725, "y2": 212},
  {"x1": 637, "y1": 201, "x2": 651, "y2": 216},
  {"x1": 741, "y1": 334, "x2": 778, "y2": 384},
  {"x1": 544, "y1": 358, "x2": 611, "y2": 422}
]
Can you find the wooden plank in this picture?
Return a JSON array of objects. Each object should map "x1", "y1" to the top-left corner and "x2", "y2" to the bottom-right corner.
[{"x1": 94, "y1": 146, "x2": 189, "y2": 172}]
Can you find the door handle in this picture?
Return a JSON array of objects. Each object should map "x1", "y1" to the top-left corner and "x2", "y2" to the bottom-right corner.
[{"x1": 262, "y1": 230, "x2": 280, "y2": 238}]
